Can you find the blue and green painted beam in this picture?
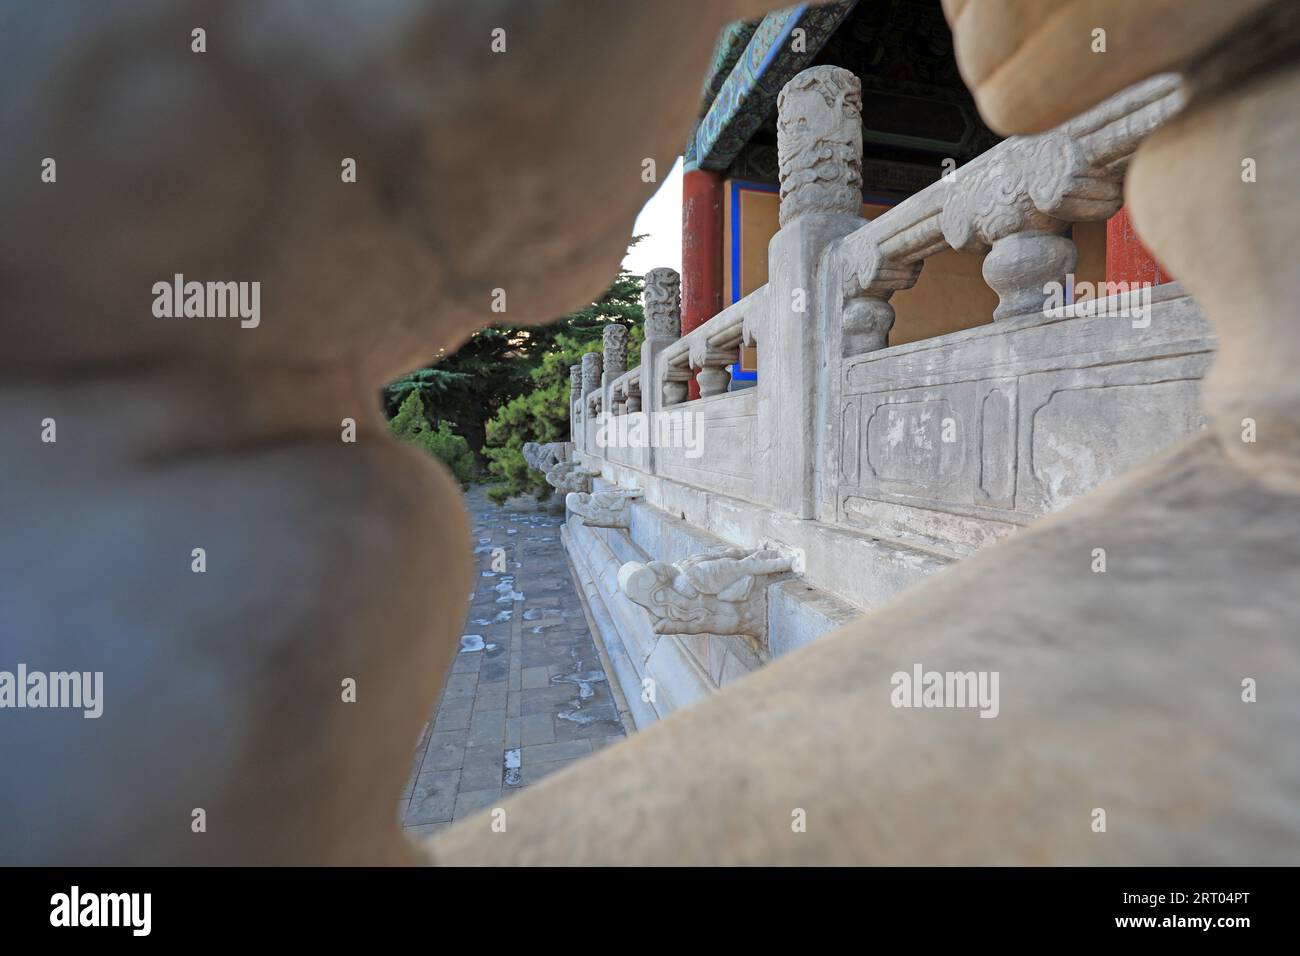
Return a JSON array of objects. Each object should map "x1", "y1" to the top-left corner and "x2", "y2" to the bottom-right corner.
[{"x1": 685, "y1": 1, "x2": 860, "y2": 173}]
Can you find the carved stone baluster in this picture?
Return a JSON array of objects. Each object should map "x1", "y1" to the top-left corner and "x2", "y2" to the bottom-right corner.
[
  {"x1": 625, "y1": 379, "x2": 642, "y2": 414},
  {"x1": 939, "y1": 129, "x2": 1129, "y2": 320},
  {"x1": 662, "y1": 365, "x2": 691, "y2": 406},
  {"x1": 689, "y1": 339, "x2": 734, "y2": 397},
  {"x1": 841, "y1": 245, "x2": 923, "y2": 355},
  {"x1": 939, "y1": 153, "x2": 1072, "y2": 319}
]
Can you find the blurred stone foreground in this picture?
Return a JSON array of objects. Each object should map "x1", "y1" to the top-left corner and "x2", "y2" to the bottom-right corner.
[{"x1": 0, "y1": 0, "x2": 1297, "y2": 864}]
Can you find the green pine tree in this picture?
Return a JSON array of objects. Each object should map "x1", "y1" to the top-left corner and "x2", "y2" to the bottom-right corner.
[
  {"x1": 482, "y1": 265, "x2": 646, "y2": 502},
  {"x1": 387, "y1": 389, "x2": 476, "y2": 486}
]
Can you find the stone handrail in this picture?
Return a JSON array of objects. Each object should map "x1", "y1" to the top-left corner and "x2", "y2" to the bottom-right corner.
[
  {"x1": 608, "y1": 365, "x2": 641, "y2": 414},
  {"x1": 660, "y1": 286, "x2": 764, "y2": 403},
  {"x1": 833, "y1": 73, "x2": 1183, "y2": 352}
]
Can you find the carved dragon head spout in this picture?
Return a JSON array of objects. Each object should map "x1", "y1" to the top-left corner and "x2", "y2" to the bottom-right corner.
[
  {"x1": 523, "y1": 441, "x2": 571, "y2": 475},
  {"x1": 568, "y1": 489, "x2": 643, "y2": 528},
  {"x1": 545, "y1": 458, "x2": 597, "y2": 495},
  {"x1": 617, "y1": 547, "x2": 794, "y2": 639},
  {"x1": 618, "y1": 561, "x2": 702, "y2": 629}
]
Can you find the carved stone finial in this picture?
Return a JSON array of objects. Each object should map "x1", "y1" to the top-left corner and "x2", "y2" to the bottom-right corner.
[
  {"x1": 617, "y1": 547, "x2": 794, "y2": 639},
  {"x1": 777, "y1": 66, "x2": 864, "y2": 226},
  {"x1": 643, "y1": 268, "x2": 682, "y2": 339},
  {"x1": 565, "y1": 489, "x2": 643, "y2": 528},
  {"x1": 580, "y1": 351, "x2": 603, "y2": 397},
  {"x1": 569, "y1": 364, "x2": 582, "y2": 405},
  {"x1": 603, "y1": 324, "x2": 629, "y2": 379}
]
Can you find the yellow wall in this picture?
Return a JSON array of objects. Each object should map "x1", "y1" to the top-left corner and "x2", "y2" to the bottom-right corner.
[
  {"x1": 724, "y1": 184, "x2": 780, "y2": 304},
  {"x1": 723, "y1": 182, "x2": 1108, "y2": 347},
  {"x1": 1073, "y1": 219, "x2": 1108, "y2": 300},
  {"x1": 869, "y1": 199, "x2": 998, "y2": 347}
]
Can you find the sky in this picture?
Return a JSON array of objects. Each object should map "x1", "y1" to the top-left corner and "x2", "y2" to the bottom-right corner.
[{"x1": 621, "y1": 156, "x2": 683, "y2": 278}]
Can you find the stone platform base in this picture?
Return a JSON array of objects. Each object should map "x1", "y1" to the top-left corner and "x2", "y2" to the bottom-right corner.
[{"x1": 563, "y1": 490, "x2": 863, "y2": 726}]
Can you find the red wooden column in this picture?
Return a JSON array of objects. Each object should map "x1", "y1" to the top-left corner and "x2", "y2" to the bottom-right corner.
[
  {"x1": 1107, "y1": 204, "x2": 1173, "y2": 286},
  {"x1": 681, "y1": 168, "x2": 724, "y2": 400}
]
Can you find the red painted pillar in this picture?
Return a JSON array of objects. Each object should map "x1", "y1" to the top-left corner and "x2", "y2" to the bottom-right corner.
[
  {"x1": 1106, "y1": 204, "x2": 1173, "y2": 286},
  {"x1": 681, "y1": 168, "x2": 724, "y2": 400}
]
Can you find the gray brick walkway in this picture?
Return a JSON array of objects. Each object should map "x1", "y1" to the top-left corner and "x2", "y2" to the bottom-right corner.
[{"x1": 400, "y1": 485, "x2": 628, "y2": 837}]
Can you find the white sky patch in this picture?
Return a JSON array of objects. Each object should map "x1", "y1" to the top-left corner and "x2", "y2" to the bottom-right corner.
[{"x1": 623, "y1": 156, "x2": 683, "y2": 277}]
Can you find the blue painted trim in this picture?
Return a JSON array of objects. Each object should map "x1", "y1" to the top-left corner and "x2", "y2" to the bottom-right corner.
[
  {"x1": 723, "y1": 184, "x2": 902, "y2": 386},
  {"x1": 729, "y1": 179, "x2": 778, "y2": 383},
  {"x1": 756, "y1": 4, "x2": 806, "y2": 78},
  {"x1": 729, "y1": 179, "x2": 780, "y2": 306}
]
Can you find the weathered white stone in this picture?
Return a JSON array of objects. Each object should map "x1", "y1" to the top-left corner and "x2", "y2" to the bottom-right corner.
[
  {"x1": 565, "y1": 488, "x2": 642, "y2": 528},
  {"x1": 545, "y1": 460, "x2": 599, "y2": 495},
  {"x1": 522, "y1": 441, "x2": 571, "y2": 475},
  {"x1": 569, "y1": 365, "x2": 583, "y2": 410},
  {"x1": 602, "y1": 324, "x2": 629, "y2": 381},
  {"x1": 580, "y1": 351, "x2": 603, "y2": 400},
  {"x1": 776, "y1": 66, "x2": 863, "y2": 226},
  {"x1": 618, "y1": 547, "x2": 793, "y2": 639},
  {"x1": 643, "y1": 268, "x2": 682, "y2": 339}
]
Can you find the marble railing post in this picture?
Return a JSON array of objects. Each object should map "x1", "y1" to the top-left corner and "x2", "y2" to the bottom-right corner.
[
  {"x1": 569, "y1": 364, "x2": 582, "y2": 443},
  {"x1": 645, "y1": 267, "x2": 684, "y2": 411},
  {"x1": 765, "y1": 65, "x2": 867, "y2": 517},
  {"x1": 603, "y1": 324, "x2": 628, "y2": 415},
  {"x1": 642, "y1": 267, "x2": 682, "y2": 473},
  {"x1": 581, "y1": 351, "x2": 603, "y2": 404},
  {"x1": 581, "y1": 351, "x2": 603, "y2": 460}
]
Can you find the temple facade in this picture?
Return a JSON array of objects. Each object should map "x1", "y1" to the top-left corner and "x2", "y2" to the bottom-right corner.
[
  {"x1": 537, "y1": 7, "x2": 1207, "y2": 724},
  {"x1": 678, "y1": 0, "x2": 1168, "y2": 394}
]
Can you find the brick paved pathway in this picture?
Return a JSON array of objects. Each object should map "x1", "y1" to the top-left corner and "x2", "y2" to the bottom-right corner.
[{"x1": 400, "y1": 485, "x2": 628, "y2": 836}]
